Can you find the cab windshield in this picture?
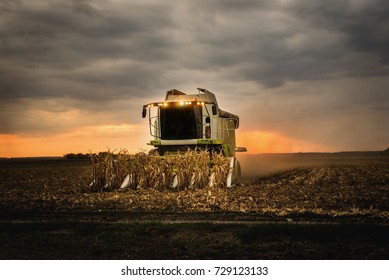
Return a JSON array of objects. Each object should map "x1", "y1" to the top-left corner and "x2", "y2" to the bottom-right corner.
[{"x1": 160, "y1": 105, "x2": 202, "y2": 140}]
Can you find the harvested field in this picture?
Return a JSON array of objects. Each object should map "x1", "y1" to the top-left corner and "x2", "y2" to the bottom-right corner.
[
  {"x1": 0, "y1": 155, "x2": 388, "y2": 219},
  {"x1": 1, "y1": 154, "x2": 388, "y2": 259}
]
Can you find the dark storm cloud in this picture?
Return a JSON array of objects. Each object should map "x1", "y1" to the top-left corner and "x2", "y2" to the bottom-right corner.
[
  {"x1": 0, "y1": 0, "x2": 174, "y2": 61},
  {"x1": 182, "y1": 0, "x2": 389, "y2": 87},
  {"x1": 0, "y1": 0, "x2": 388, "y2": 151},
  {"x1": 2, "y1": 0, "x2": 388, "y2": 96},
  {"x1": 291, "y1": 0, "x2": 389, "y2": 63},
  {"x1": 0, "y1": 0, "x2": 175, "y2": 100}
]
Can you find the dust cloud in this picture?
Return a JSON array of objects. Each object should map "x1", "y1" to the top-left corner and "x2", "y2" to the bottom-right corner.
[{"x1": 236, "y1": 152, "x2": 388, "y2": 178}]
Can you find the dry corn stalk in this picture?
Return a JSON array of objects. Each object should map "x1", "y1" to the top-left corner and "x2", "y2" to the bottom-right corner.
[
  {"x1": 90, "y1": 149, "x2": 231, "y2": 191},
  {"x1": 89, "y1": 149, "x2": 130, "y2": 192},
  {"x1": 209, "y1": 151, "x2": 231, "y2": 188}
]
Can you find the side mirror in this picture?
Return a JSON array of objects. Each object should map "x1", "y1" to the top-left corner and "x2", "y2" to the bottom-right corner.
[
  {"x1": 235, "y1": 147, "x2": 247, "y2": 153},
  {"x1": 212, "y1": 105, "x2": 217, "y2": 115},
  {"x1": 142, "y1": 107, "x2": 147, "y2": 118}
]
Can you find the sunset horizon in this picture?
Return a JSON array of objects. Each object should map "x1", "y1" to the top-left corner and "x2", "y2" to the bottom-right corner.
[{"x1": 1, "y1": 129, "x2": 386, "y2": 158}]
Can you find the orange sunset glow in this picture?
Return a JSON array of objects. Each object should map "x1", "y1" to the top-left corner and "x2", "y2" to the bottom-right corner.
[
  {"x1": 0, "y1": 128, "x2": 343, "y2": 158},
  {"x1": 236, "y1": 131, "x2": 331, "y2": 154},
  {"x1": 0, "y1": 124, "x2": 150, "y2": 158}
]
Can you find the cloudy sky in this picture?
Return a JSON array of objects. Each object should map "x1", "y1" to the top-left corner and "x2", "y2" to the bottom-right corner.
[{"x1": 1, "y1": 0, "x2": 388, "y2": 157}]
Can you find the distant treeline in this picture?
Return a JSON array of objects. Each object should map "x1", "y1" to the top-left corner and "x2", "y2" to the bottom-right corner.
[
  {"x1": 63, "y1": 147, "x2": 389, "y2": 160},
  {"x1": 63, "y1": 152, "x2": 118, "y2": 160},
  {"x1": 63, "y1": 153, "x2": 90, "y2": 160}
]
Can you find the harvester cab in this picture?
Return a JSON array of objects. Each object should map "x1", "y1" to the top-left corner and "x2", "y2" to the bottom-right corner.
[{"x1": 141, "y1": 88, "x2": 246, "y2": 187}]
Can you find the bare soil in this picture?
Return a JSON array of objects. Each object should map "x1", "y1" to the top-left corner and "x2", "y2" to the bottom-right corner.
[{"x1": 0, "y1": 154, "x2": 388, "y2": 259}]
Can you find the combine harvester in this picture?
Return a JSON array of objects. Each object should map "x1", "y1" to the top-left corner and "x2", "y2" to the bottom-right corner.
[{"x1": 120, "y1": 88, "x2": 246, "y2": 188}]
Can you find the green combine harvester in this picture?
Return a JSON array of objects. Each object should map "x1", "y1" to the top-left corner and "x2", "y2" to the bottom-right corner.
[{"x1": 126, "y1": 87, "x2": 246, "y2": 187}]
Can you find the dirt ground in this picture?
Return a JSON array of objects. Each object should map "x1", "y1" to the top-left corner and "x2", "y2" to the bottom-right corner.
[{"x1": 0, "y1": 153, "x2": 388, "y2": 259}]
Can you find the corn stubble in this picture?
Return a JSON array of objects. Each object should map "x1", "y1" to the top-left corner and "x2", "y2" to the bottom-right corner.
[
  {"x1": 1, "y1": 156, "x2": 388, "y2": 218},
  {"x1": 90, "y1": 149, "x2": 230, "y2": 192}
]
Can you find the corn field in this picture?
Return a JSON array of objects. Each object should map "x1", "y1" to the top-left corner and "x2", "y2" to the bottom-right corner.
[
  {"x1": 1, "y1": 154, "x2": 388, "y2": 219},
  {"x1": 89, "y1": 149, "x2": 231, "y2": 192}
]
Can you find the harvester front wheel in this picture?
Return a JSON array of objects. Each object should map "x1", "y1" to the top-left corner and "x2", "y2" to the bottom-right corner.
[{"x1": 226, "y1": 157, "x2": 241, "y2": 187}]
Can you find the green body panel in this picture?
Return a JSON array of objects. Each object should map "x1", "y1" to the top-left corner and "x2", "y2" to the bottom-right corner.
[{"x1": 147, "y1": 138, "x2": 235, "y2": 157}]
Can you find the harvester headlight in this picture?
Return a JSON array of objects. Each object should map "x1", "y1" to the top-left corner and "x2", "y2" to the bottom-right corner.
[
  {"x1": 179, "y1": 101, "x2": 184, "y2": 106},
  {"x1": 163, "y1": 102, "x2": 168, "y2": 107}
]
